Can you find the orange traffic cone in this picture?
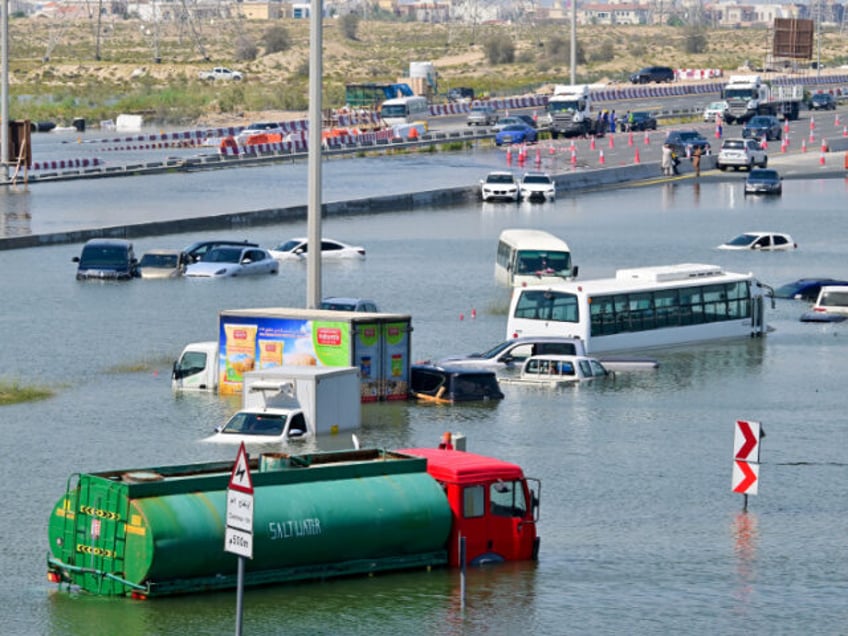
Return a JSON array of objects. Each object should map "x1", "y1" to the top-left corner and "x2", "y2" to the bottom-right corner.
[
  {"x1": 634, "y1": 147, "x2": 641, "y2": 164},
  {"x1": 570, "y1": 148, "x2": 577, "y2": 166},
  {"x1": 549, "y1": 144, "x2": 556, "y2": 155},
  {"x1": 608, "y1": 134, "x2": 615, "y2": 149},
  {"x1": 801, "y1": 138, "x2": 807, "y2": 153},
  {"x1": 599, "y1": 149, "x2": 605, "y2": 165},
  {"x1": 820, "y1": 150, "x2": 826, "y2": 166},
  {"x1": 835, "y1": 113, "x2": 840, "y2": 127},
  {"x1": 535, "y1": 146, "x2": 541, "y2": 165},
  {"x1": 590, "y1": 136, "x2": 596, "y2": 151},
  {"x1": 506, "y1": 147, "x2": 512, "y2": 164},
  {"x1": 810, "y1": 115, "x2": 815, "y2": 131},
  {"x1": 821, "y1": 138, "x2": 828, "y2": 153},
  {"x1": 628, "y1": 131, "x2": 634, "y2": 147},
  {"x1": 644, "y1": 130, "x2": 650, "y2": 144}
]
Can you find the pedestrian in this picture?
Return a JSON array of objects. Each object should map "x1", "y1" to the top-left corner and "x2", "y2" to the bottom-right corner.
[
  {"x1": 692, "y1": 145, "x2": 702, "y2": 177},
  {"x1": 661, "y1": 143, "x2": 673, "y2": 176},
  {"x1": 609, "y1": 110, "x2": 616, "y2": 134}
]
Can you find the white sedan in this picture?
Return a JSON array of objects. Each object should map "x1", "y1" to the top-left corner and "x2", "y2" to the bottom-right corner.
[
  {"x1": 717, "y1": 231, "x2": 797, "y2": 251},
  {"x1": 184, "y1": 246, "x2": 279, "y2": 277},
  {"x1": 269, "y1": 237, "x2": 366, "y2": 260},
  {"x1": 480, "y1": 171, "x2": 519, "y2": 202},
  {"x1": 519, "y1": 172, "x2": 556, "y2": 202}
]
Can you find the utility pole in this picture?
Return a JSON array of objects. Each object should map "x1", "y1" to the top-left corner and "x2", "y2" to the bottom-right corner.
[
  {"x1": 306, "y1": 0, "x2": 323, "y2": 308},
  {"x1": 1, "y1": 0, "x2": 9, "y2": 183},
  {"x1": 570, "y1": 0, "x2": 576, "y2": 84}
]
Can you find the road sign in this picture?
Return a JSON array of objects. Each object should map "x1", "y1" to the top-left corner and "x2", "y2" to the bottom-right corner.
[
  {"x1": 734, "y1": 420, "x2": 761, "y2": 463},
  {"x1": 225, "y1": 443, "x2": 254, "y2": 559},
  {"x1": 732, "y1": 460, "x2": 759, "y2": 495},
  {"x1": 228, "y1": 442, "x2": 254, "y2": 494}
]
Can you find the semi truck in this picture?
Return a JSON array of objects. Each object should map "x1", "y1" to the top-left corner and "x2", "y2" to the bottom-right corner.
[
  {"x1": 172, "y1": 308, "x2": 412, "y2": 402},
  {"x1": 721, "y1": 74, "x2": 804, "y2": 124},
  {"x1": 46, "y1": 442, "x2": 542, "y2": 597},
  {"x1": 545, "y1": 84, "x2": 599, "y2": 138},
  {"x1": 203, "y1": 366, "x2": 362, "y2": 442}
]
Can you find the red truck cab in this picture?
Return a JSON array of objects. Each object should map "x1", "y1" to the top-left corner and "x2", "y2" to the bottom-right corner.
[{"x1": 400, "y1": 447, "x2": 541, "y2": 566}]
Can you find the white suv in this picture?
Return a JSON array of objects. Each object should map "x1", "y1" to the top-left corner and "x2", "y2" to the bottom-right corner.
[{"x1": 717, "y1": 138, "x2": 768, "y2": 171}]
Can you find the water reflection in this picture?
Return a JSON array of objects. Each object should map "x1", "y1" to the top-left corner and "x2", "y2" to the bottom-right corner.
[
  {"x1": 0, "y1": 187, "x2": 33, "y2": 236},
  {"x1": 731, "y1": 511, "x2": 759, "y2": 618}
]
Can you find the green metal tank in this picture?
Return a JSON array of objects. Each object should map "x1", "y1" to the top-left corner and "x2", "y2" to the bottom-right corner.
[{"x1": 47, "y1": 449, "x2": 452, "y2": 597}]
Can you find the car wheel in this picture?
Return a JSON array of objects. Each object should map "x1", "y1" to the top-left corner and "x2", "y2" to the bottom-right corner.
[
  {"x1": 718, "y1": 165, "x2": 726, "y2": 171},
  {"x1": 760, "y1": 157, "x2": 768, "y2": 168}
]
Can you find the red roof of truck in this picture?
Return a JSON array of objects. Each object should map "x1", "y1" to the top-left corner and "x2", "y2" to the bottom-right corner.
[{"x1": 398, "y1": 448, "x2": 525, "y2": 484}]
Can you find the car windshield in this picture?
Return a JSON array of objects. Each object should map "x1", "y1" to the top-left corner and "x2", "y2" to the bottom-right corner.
[
  {"x1": 523, "y1": 175, "x2": 551, "y2": 184},
  {"x1": 748, "y1": 117, "x2": 771, "y2": 126},
  {"x1": 321, "y1": 301, "x2": 357, "y2": 310},
  {"x1": 276, "y1": 240, "x2": 303, "y2": 252},
  {"x1": 487, "y1": 174, "x2": 515, "y2": 184},
  {"x1": 723, "y1": 140, "x2": 745, "y2": 149},
  {"x1": 678, "y1": 132, "x2": 702, "y2": 141},
  {"x1": 502, "y1": 125, "x2": 525, "y2": 132},
  {"x1": 79, "y1": 245, "x2": 128, "y2": 267},
  {"x1": 140, "y1": 253, "x2": 178, "y2": 268},
  {"x1": 749, "y1": 170, "x2": 778, "y2": 180},
  {"x1": 726, "y1": 234, "x2": 758, "y2": 246},
  {"x1": 221, "y1": 412, "x2": 286, "y2": 436},
  {"x1": 204, "y1": 247, "x2": 243, "y2": 263}
]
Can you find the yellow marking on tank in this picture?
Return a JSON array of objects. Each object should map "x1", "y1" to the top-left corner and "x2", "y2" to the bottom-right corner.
[
  {"x1": 126, "y1": 525, "x2": 147, "y2": 536},
  {"x1": 79, "y1": 505, "x2": 121, "y2": 521},
  {"x1": 76, "y1": 545, "x2": 115, "y2": 558},
  {"x1": 131, "y1": 514, "x2": 142, "y2": 526},
  {"x1": 55, "y1": 508, "x2": 74, "y2": 519}
]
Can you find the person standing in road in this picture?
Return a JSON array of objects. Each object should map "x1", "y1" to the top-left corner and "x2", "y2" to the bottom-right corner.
[
  {"x1": 609, "y1": 110, "x2": 616, "y2": 134},
  {"x1": 661, "y1": 143, "x2": 673, "y2": 176},
  {"x1": 692, "y1": 145, "x2": 702, "y2": 177}
]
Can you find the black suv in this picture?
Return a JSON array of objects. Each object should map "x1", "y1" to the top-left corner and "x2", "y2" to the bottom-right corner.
[
  {"x1": 183, "y1": 239, "x2": 259, "y2": 263},
  {"x1": 630, "y1": 66, "x2": 675, "y2": 84},
  {"x1": 664, "y1": 130, "x2": 711, "y2": 157},
  {"x1": 73, "y1": 238, "x2": 139, "y2": 280},
  {"x1": 809, "y1": 93, "x2": 836, "y2": 111},
  {"x1": 447, "y1": 87, "x2": 475, "y2": 102}
]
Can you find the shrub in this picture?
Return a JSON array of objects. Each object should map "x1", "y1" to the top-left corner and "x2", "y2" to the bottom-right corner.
[
  {"x1": 483, "y1": 34, "x2": 515, "y2": 65},
  {"x1": 592, "y1": 41, "x2": 616, "y2": 63},
  {"x1": 262, "y1": 25, "x2": 291, "y2": 55},
  {"x1": 340, "y1": 13, "x2": 360, "y2": 40},
  {"x1": 545, "y1": 35, "x2": 585, "y2": 65},
  {"x1": 235, "y1": 36, "x2": 257, "y2": 62},
  {"x1": 683, "y1": 28, "x2": 708, "y2": 54}
]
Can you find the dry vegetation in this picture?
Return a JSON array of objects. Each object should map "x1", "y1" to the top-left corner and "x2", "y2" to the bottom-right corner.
[{"x1": 8, "y1": 16, "x2": 848, "y2": 126}]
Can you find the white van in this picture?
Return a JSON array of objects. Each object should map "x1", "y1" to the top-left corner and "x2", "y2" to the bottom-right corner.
[
  {"x1": 380, "y1": 96, "x2": 430, "y2": 126},
  {"x1": 495, "y1": 229, "x2": 577, "y2": 288}
]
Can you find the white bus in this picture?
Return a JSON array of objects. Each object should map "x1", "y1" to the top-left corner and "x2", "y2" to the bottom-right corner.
[
  {"x1": 506, "y1": 263, "x2": 769, "y2": 353},
  {"x1": 495, "y1": 229, "x2": 578, "y2": 288},
  {"x1": 380, "y1": 96, "x2": 430, "y2": 126}
]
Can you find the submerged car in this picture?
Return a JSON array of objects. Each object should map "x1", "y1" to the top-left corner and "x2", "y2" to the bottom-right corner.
[
  {"x1": 435, "y1": 336, "x2": 587, "y2": 373},
  {"x1": 800, "y1": 286, "x2": 848, "y2": 322},
  {"x1": 320, "y1": 297, "x2": 380, "y2": 312},
  {"x1": 480, "y1": 171, "x2": 519, "y2": 202},
  {"x1": 774, "y1": 278, "x2": 848, "y2": 301},
  {"x1": 183, "y1": 239, "x2": 259, "y2": 264},
  {"x1": 519, "y1": 172, "x2": 556, "y2": 202},
  {"x1": 410, "y1": 364, "x2": 504, "y2": 403},
  {"x1": 184, "y1": 246, "x2": 279, "y2": 277},
  {"x1": 269, "y1": 238, "x2": 366, "y2": 260},
  {"x1": 72, "y1": 238, "x2": 139, "y2": 281},
  {"x1": 495, "y1": 124, "x2": 538, "y2": 146},
  {"x1": 499, "y1": 354, "x2": 611, "y2": 387},
  {"x1": 718, "y1": 231, "x2": 797, "y2": 251},
  {"x1": 745, "y1": 168, "x2": 782, "y2": 195},
  {"x1": 138, "y1": 249, "x2": 188, "y2": 278},
  {"x1": 742, "y1": 115, "x2": 782, "y2": 141}
]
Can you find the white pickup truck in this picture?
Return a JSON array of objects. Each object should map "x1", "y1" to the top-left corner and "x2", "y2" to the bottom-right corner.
[{"x1": 198, "y1": 67, "x2": 243, "y2": 81}]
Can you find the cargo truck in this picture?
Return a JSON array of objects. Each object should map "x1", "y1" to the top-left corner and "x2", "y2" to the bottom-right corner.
[
  {"x1": 203, "y1": 366, "x2": 362, "y2": 441},
  {"x1": 545, "y1": 84, "x2": 599, "y2": 138},
  {"x1": 171, "y1": 308, "x2": 413, "y2": 402},
  {"x1": 46, "y1": 442, "x2": 542, "y2": 598},
  {"x1": 721, "y1": 74, "x2": 803, "y2": 124}
]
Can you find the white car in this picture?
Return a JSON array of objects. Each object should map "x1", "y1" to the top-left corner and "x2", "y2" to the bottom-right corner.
[
  {"x1": 480, "y1": 171, "x2": 519, "y2": 202},
  {"x1": 702, "y1": 100, "x2": 728, "y2": 122},
  {"x1": 269, "y1": 237, "x2": 366, "y2": 260},
  {"x1": 519, "y1": 172, "x2": 556, "y2": 202},
  {"x1": 198, "y1": 67, "x2": 243, "y2": 81},
  {"x1": 718, "y1": 232, "x2": 797, "y2": 251},
  {"x1": 716, "y1": 138, "x2": 768, "y2": 171},
  {"x1": 184, "y1": 246, "x2": 279, "y2": 277},
  {"x1": 801, "y1": 285, "x2": 848, "y2": 322}
]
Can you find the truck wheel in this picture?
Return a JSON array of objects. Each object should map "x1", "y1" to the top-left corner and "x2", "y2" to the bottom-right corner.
[
  {"x1": 551, "y1": 130, "x2": 559, "y2": 140},
  {"x1": 718, "y1": 165, "x2": 726, "y2": 171}
]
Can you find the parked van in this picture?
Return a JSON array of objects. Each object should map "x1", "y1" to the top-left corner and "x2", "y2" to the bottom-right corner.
[
  {"x1": 495, "y1": 229, "x2": 577, "y2": 288},
  {"x1": 380, "y1": 96, "x2": 430, "y2": 126},
  {"x1": 72, "y1": 238, "x2": 138, "y2": 280}
]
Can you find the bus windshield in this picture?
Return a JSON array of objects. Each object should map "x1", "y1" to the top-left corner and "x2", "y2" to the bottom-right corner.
[
  {"x1": 380, "y1": 104, "x2": 408, "y2": 117},
  {"x1": 514, "y1": 289, "x2": 579, "y2": 323},
  {"x1": 515, "y1": 250, "x2": 572, "y2": 276}
]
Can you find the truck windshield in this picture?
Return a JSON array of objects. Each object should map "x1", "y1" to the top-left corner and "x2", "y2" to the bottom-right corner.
[
  {"x1": 490, "y1": 480, "x2": 528, "y2": 518},
  {"x1": 222, "y1": 412, "x2": 286, "y2": 436},
  {"x1": 547, "y1": 101, "x2": 579, "y2": 113},
  {"x1": 725, "y1": 88, "x2": 756, "y2": 99}
]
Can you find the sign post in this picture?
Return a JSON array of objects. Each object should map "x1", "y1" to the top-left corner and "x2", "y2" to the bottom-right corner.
[
  {"x1": 732, "y1": 420, "x2": 762, "y2": 511},
  {"x1": 225, "y1": 443, "x2": 254, "y2": 636}
]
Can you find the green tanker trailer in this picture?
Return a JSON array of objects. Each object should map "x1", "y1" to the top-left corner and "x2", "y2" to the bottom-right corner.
[{"x1": 47, "y1": 445, "x2": 541, "y2": 598}]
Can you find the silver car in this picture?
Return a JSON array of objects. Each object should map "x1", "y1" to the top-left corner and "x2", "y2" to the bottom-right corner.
[
  {"x1": 184, "y1": 246, "x2": 279, "y2": 277},
  {"x1": 435, "y1": 336, "x2": 586, "y2": 373},
  {"x1": 467, "y1": 104, "x2": 499, "y2": 126}
]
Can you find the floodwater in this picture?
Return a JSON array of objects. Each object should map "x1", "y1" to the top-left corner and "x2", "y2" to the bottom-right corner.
[{"x1": 1, "y1": 167, "x2": 848, "y2": 635}]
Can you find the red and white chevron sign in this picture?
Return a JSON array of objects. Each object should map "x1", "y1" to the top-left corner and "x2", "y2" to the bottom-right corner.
[
  {"x1": 732, "y1": 460, "x2": 759, "y2": 495},
  {"x1": 734, "y1": 420, "x2": 761, "y2": 462}
]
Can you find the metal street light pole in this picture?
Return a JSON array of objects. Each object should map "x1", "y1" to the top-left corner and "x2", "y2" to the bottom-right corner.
[
  {"x1": 306, "y1": 0, "x2": 324, "y2": 309},
  {"x1": 2, "y1": 0, "x2": 9, "y2": 183},
  {"x1": 570, "y1": 0, "x2": 576, "y2": 84}
]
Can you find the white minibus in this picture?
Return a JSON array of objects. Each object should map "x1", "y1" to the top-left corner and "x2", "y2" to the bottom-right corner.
[
  {"x1": 380, "y1": 96, "x2": 430, "y2": 126},
  {"x1": 495, "y1": 229, "x2": 577, "y2": 288}
]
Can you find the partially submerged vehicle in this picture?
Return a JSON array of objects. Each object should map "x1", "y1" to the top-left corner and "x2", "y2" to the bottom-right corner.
[
  {"x1": 800, "y1": 286, "x2": 848, "y2": 323},
  {"x1": 499, "y1": 354, "x2": 611, "y2": 387},
  {"x1": 410, "y1": 364, "x2": 505, "y2": 403}
]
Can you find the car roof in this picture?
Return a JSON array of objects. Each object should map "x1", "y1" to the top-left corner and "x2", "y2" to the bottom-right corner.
[
  {"x1": 322, "y1": 296, "x2": 375, "y2": 304},
  {"x1": 413, "y1": 363, "x2": 498, "y2": 376},
  {"x1": 142, "y1": 248, "x2": 183, "y2": 255},
  {"x1": 84, "y1": 238, "x2": 131, "y2": 247}
]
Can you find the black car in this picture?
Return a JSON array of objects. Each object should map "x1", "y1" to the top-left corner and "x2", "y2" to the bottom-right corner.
[
  {"x1": 664, "y1": 130, "x2": 711, "y2": 157},
  {"x1": 809, "y1": 93, "x2": 837, "y2": 111},
  {"x1": 410, "y1": 364, "x2": 504, "y2": 403},
  {"x1": 627, "y1": 111, "x2": 657, "y2": 131},
  {"x1": 73, "y1": 238, "x2": 139, "y2": 280},
  {"x1": 183, "y1": 239, "x2": 259, "y2": 263},
  {"x1": 742, "y1": 115, "x2": 782, "y2": 141},
  {"x1": 629, "y1": 66, "x2": 675, "y2": 84},
  {"x1": 447, "y1": 87, "x2": 475, "y2": 102}
]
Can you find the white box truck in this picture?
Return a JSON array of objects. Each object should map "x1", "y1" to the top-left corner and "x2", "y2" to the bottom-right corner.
[
  {"x1": 203, "y1": 366, "x2": 361, "y2": 442},
  {"x1": 172, "y1": 307, "x2": 413, "y2": 402}
]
